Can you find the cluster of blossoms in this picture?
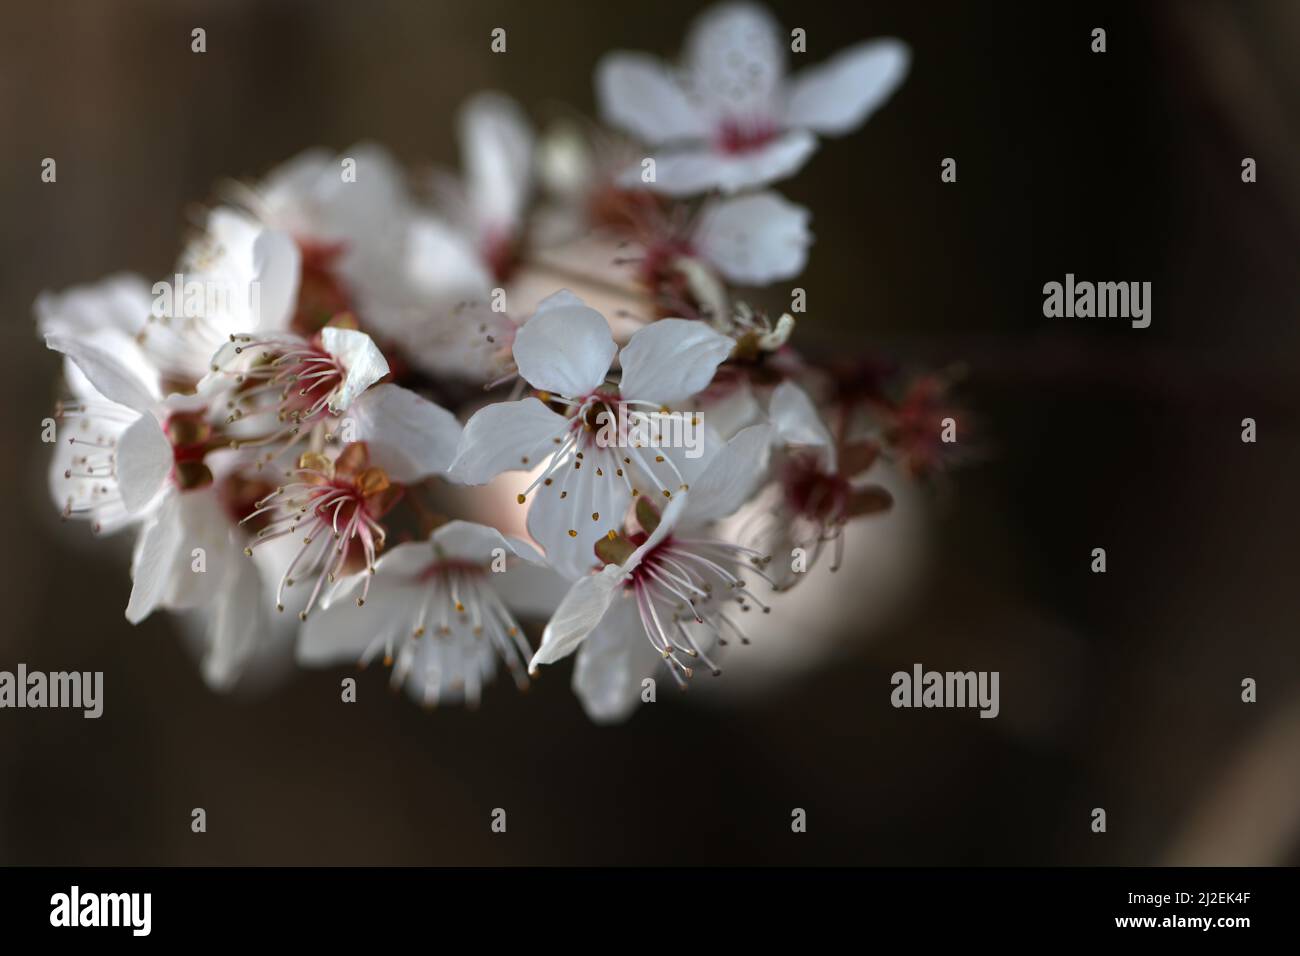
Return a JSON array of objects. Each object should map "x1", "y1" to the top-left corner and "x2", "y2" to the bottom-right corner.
[{"x1": 38, "y1": 3, "x2": 960, "y2": 721}]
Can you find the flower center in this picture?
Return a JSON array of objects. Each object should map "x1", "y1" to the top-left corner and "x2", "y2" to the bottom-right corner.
[
  {"x1": 598, "y1": 498, "x2": 775, "y2": 686},
  {"x1": 714, "y1": 117, "x2": 779, "y2": 155},
  {"x1": 242, "y1": 445, "x2": 400, "y2": 619},
  {"x1": 212, "y1": 333, "x2": 346, "y2": 452},
  {"x1": 165, "y1": 410, "x2": 215, "y2": 490}
]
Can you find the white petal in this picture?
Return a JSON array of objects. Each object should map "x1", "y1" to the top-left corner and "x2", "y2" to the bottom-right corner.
[
  {"x1": 163, "y1": 490, "x2": 233, "y2": 611},
  {"x1": 125, "y1": 494, "x2": 183, "y2": 623},
  {"x1": 532, "y1": 288, "x2": 587, "y2": 315},
  {"x1": 47, "y1": 414, "x2": 136, "y2": 536},
  {"x1": 511, "y1": 299, "x2": 616, "y2": 396},
  {"x1": 249, "y1": 227, "x2": 302, "y2": 331},
  {"x1": 372, "y1": 540, "x2": 439, "y2": 579},
  {"x1": 195, "y1": 210, "x2": 301, "y2": 335},
  {"x1": 625, "y1": 130, "x2": 817, "y2": 196},
  {"x1": 785, "y1": 38, "x2": 910, "y2": 135},
  {"x1": 769, "y1": 380, "x2": 836, "y2": 470},
  {"x1": 595, "y1": 52, "x2": 708, "y2": 144},
  {"x1": 320, "y1": 326, "x2": 390, "y2": 413},
  {"x1": 403, "y1": 215, "x2": 493, "y2": 300},
  {"x1": 699, "y1": 378, "x2": 761, "y2": 440},
  {"x1": 618, "y1": 318, "x2": 733, "y2": 407},
  {"x1": 684, "y1": 2, "x2": 786, "y2": 120},
  {"x1": 116, "y1": 413, "x2": 173, "y2": 515},
  {"x1": 529, "y1": 564, "x2": 626, "y2": 669},
  {"x1": 682, "y1": 423, "x2": 772, "y2": 523},
  {"x1": 572, "y1": 598, "x2": 661, "y2": 724},
  {"x1": 526, "y1": 446, "x2": 631, "y2": 582},
  {"x1": 431, "y1": 519, "x2": 543, "y2": 566},
  {"x1": 45, "y1": 334, "x2": 160, "y2": 414},
  {"x1": 497, "y1": 560, "x2": 569, "y2": 620},
  {"x1": 35, "y1": 273, "x2": 152, "y2": 340},
  {"x1": 298, "y1": 585, "x2": 411, "y2": 665},
  {"x1": 199, "y1": 541, "x2": 264, "y2": 691},
  {"x1": 693, "y1": 192, "x2": 811, "y2": 285},
  {"x1": 460, "y1": 91, "x2": 534, "y2": 237},
  {"x1": 448, "y1": 398, "x2": 569, "y2": 485},
  {"x1": 349, "y1": 384, "x2": 461, "y2": 482},
  {"x1": 322, "y1": 540, "x2": 430, "y2": 610}
]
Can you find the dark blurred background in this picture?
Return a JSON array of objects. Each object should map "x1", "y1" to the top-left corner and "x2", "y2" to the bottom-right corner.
[{"x1": 2, "y1": 0, "x2": 1298, "y2": 865}]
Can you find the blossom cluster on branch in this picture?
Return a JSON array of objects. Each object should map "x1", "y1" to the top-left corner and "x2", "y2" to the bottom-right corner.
[{"x1": 38, "y1": 2, "x2": 960, "y2": 721}]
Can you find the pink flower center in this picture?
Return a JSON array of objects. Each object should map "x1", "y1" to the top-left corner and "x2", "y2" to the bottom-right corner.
[{"x1": 714, "y1": 117, "x2": 779, "y2": 155}]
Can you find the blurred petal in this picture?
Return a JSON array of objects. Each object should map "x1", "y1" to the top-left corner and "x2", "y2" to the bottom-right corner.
[
  {"x1": 45, "y1": 334, "x2": 160, "y2": 414},
  {"x1": 624, "y1": 130, "x2": 817, "y2": 196},
  {"x1": 595, "y1": 52, "x2": 708, "y2": 143},
  {"x1": 785, "y1": 38, "x2": 910, "y2": 135},
  {"x1": 572, "y1": 598, "x2": 661, "y2": 723},
  {"x1": 461, "y1": 91, "x2": 534, "y2": 237},
  {"x1": 684, "y1": 2, "x2": 786, "y2": 119},
  {"x1": 694, "y1": 192, "x2": 811, "y2": 285},
  {"x1": 769, "y1": 380, "x2": 836, "y2": 470}
]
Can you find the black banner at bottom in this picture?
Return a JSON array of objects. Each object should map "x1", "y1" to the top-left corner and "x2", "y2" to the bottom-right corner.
[{"x1": 0, "y1": 867, "x2": 1287, "y2": 941}]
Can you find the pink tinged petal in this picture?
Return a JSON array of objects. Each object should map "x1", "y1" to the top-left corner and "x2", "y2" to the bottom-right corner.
[
  {"x1": 116, "y1": 413, "x2": 173, "y2": 515},
  {"x1": 460, "y1": 91, "x2": 534, "y2": 236},
  {"x1": 617, "y1": 318, "x2": 734, "y2": 407},
  {"x1": 511, "y1": 300, "x2": 616, "y2": 396},
  {"x1": 125, "y1": 494, "x2": 184, "y2": 623},
  {"x1": 572, "y1": 598, "x2": 662, "y2": 724},
  {"x1": 769, "y1": 380, "x2": 836, "y2": 470},
  {"x1": 45, "y1": 334, "x2": 161, "y2": 414},
  {"x1": 784, "y1": 38, "x2": 911, "y2": 136},
  {"x1": 320, "y1": 326, "x2": 390, "y2": 413},
  {"x1": 684, "y1": 1, "x2": 787, "y2": 120},
  {"x1": 448, "y1": 397, "x2": 568, "y2": 485},
  {"x1": 682, "y1": 423, "x2": 773, "y2": 523},
  {"x1": 623, "y1": 130, "x2": 817, "y2": 196},
  {"x1": 693, "y1": 191, "x2": 812, "y2": 285},
  {"x1": 349, "y1": 384, "x2": 461, "y2": 482},
  {"x1": 530, "y1": 564, "x2": 626, "y2": 669},
  {"x1": 250, "y1": 227, "x2": 302, "y2": 331},
  {"x1": 595, "y1": 52, "x2": 709, "y2": 144}
]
